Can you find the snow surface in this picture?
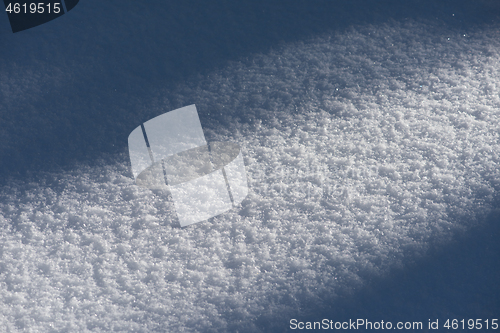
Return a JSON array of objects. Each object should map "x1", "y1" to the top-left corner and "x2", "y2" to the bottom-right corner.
[{"x1": 1, "y1": 1, "x2": 500, "y2": 332}]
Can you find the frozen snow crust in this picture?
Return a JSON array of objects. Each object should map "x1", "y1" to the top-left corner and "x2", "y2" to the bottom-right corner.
[{"x1": 1, "y1": 19, "x2": 500, "y2": 332}]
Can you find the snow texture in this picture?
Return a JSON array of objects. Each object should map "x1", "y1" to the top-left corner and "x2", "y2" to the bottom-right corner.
[{"x1": 1, "y1": 1, "x2": 500, "y2": 332}]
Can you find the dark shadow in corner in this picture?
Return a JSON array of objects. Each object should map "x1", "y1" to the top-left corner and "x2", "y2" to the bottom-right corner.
[{"x1": 255, "y1": 209, "x2": 500, "y2": 332}]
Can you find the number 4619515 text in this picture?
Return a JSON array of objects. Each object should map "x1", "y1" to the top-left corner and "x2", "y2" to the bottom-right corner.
[{"x1": 5, "y1": 2, "x2": 61, "y2": 14}]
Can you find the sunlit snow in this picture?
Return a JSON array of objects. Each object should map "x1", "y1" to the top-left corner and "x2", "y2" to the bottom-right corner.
[{"x1": 1, "y1": 1, "x2": 499, "y2": 331}]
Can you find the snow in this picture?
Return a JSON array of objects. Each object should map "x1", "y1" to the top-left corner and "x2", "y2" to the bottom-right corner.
[{"x1": 1, "y1": 1, "x2": 500, "y2": 331}]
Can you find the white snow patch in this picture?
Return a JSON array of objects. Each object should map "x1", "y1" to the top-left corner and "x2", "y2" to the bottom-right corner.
[{"x1": 1, "y1": 20, "x2": 500, "y2": 331}]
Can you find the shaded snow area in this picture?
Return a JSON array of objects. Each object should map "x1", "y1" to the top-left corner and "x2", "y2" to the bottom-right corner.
[{"x1": 1, "y1": 9, "x2": 500, "y2": 333}]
